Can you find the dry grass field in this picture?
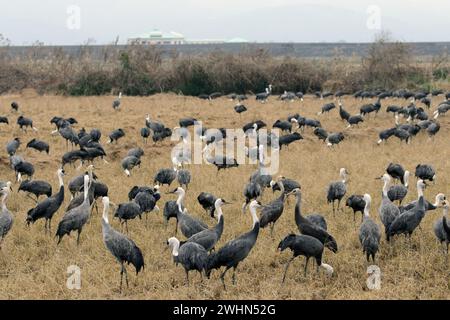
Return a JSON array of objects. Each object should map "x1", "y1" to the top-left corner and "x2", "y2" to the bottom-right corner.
[{"x1": 0, "y1": 90, "x2": 449, "y2": 300}]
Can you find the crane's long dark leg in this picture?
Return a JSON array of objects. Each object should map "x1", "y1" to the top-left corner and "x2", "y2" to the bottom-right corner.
[
  {"x1": 338, "y1": 199, "x2": 342, "y2": 212},
  {"x1": 76, "y1": 229, "x2": 82, "y2": 245},
  {"x1": 44, "y1": 219, "x2": 48, "y2": 234},
  {"x1": 332, "y1": 201, "x2": 335, "y2": 216},
  {"x1": 48, "y1": 219, "x2": 52, "y2": 234},
  {"x1": 304, "y1": 257, "x2": 310, "y2": 276},
  {"x1": 185, "y1": 269, "x2": 189, "y2": 286},
  {"x1": 282, "y1": 257, "x2": 295, "y2": 284},
  {"x1": 270, "y1": 223, "x2": 275, "y2": 237},
  {"x1": 119, "y1": 263, "x2": 125, "y2": 292},
  {"x1": 220, "y1": 266, "x2": 232, "y2": 290},
  {"x1": 231, "y1": 266, "x2": 237, "y2": 285},
  {"x1": 125, "y1": 221, "x2": 129, "y2": 234}
]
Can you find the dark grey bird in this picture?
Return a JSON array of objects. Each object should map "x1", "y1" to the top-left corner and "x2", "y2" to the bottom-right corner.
[
  {"x1": 259, "y1": 179, "x2": 286, "y2": 235},
  {"x1": 6, "y1": 138, "x2": 20, "y2": 156},
  {"x1": 17, "y1": 115, "x2": 37, "y2": 132},
  {"x1": 242, "y1": 181, "x2": 262, "y2": 213},
  {"x1": 167, "y1": 236, "x2": 208, "y2": 285},
  {"x1": 387, "y1": 179, "x2": 427, "y2": 240},
  {"x1": 272, "y1": 119, "x2": 293, "y2": 133},
  {"x1": 205, "y1": 200, "x2": 263, "y2": 289},
  {"x1": 101, "y1": 196, "x2": 145, "y2": 292},
  {"x1": 377, "y1": 127, "x2": 397, "y2": 144},
  {"x1": 433, "y1": 103, "x2": 450, "y2": 119},
  {"x1": 234, "y1": 104, "x2": 247, "y2": 115},
  {"x1": 242, "y1": 120, "x2": 267, "y2": 133},
  {"x1": 197, "y1": 192, "x2": 218, "y2": 218},
  {"x1": 400, "y1": 193, "x2": 445, "y2": 213},
  {"x1": 255, "y1": 85, "x2": 272, "y2": 103},
  {"x1": 0, "y1": 185, "x2": 13, "y2": 249},
  {"x1": 433, "y1": 200, "x2": 450, "y2": 254},
  {"x1": 26, "y1": 138, "x2": 49, "y2": 154},
  {"x1": 271, "y1": 177, "x2": 300, "y2": 195},
  {"x1": 68, "y1": 171, "x2": 98, "y2": 197},
  {"x1": 279, "y1": 132, "x2": 303, "y2": 149},
  {"x1": 338, "y1": 102, "x2": 351, "y2": 121},
  {"x1": 386, "y1": 163, "x2": 405, "y2": 184},
  {"x1": 203, "y1": 145, "x2": 239, "y2": 171},
  {"x1": 359, "y1": 194, "x2": 381, "y2": 262},
  {"x1": 346, "y1": 194, "x2": 366, "y2": 222},
  {"x1": 121, "y1": 156, "x2": 141, "y2": 177},
  {"x1": 26, "y1": 169, "x2": 65, "y2": 233},
  {"x1": 154, "y1": 168, "x2": 177, "y2": 187},
  {"x1": 393, "y1": 128, "x2": 410, "y2": 144},
  {"x1": 0, "y1": 116, "x2": 8, "y2": 125},
  {"x1": 108, "y1": 128, "x2": 125, "y2": 143},
  {"x1": 11, "y1": 101, "x2": 19, "y2": 112},
  {"x1": 327, "y1": 168, "x2": 348, "y2": 214},
  {"x1": 134, "y1": 190, "x2": 160, "y2": 220},
  {"x1": 415, "y1": 164, "x2": 435, "y2": 182},
  {"x1": 58, "y1": 126, "x2": 79, "y2": 148},
  {"x1": 112, "y1": 92, "x2": 122, "y2": 110},
  {"x1": 313, "y1": 127, "x2": 328, "y2": 141},
  {"x1": 326, "y1": 132, "x2": 345, "y2": 147},
  {"x1": 317, "y1": 102, "x2": 335, "y2": 115},
  {"x1": 177, "y1": 169, "x2": 191, "y2": 189},
  {"x1": 278, "y1": 233, "x2": 334, "y2": 283},
  {"x1": 127, "y1": 147, "x2": 144, "y2": 159},
  {"x1": 140, "y1": 127, "x2": 150, "y2": 143},
  {"x1": 13, "y1": 159, "x2": 35, "y2": 182},
  {"x1": 377, "y1": 174, "x2": 400, "y2": 240},
  {"x1": 18, "y1": 179, "x2": 52, "y2": 201},
  {"x1": 127, "y1": 185, "x2": 156, "y2": 201},
  {"x1": 179, "y1": 117, "x2": 198, "y2": 128},
  {"x1": 290, "y1": 188, "x2": 338, "y2": 253},
  {"x1": 387, "y1": 170, "x2": 409, "y2": 204},
  {"x1": 346, "y1": 114, "x2": 364, "y2": 128},
  {"x1": 427, "y1": 121, "x2": 440, "y2": 137},
  {"x1": 169, "y1": 187, "x2": 208, "y2": 238},
  {"x1": 185, "y1": 198, "x2": 228, "y2": 252},
  {"x1": 114, "y1": 200, "x2": 142, "y2": 233},
  {"x1": 55, "y1": 174, "x2": 91, "y2": 245}
]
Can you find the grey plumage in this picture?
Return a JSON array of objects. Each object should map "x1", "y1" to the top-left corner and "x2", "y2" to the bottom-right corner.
[
  {"x1": 433, "y1": 200, "x2": 450, "y2": 254},
  {"x1": 358, "y1": 194, "x2": 381, "y2": 262},
  {"x1": 346, "y1": 194, "x2": 366, "y2": 222},
  {"x1": 205, "y1": 200, "x2": 263, "y2": 289},
  {"x1": 55, "y1": 174, "x2": 91, "y2": 245},
  {"x1": 378, "y1": 174, "x2": 400, "y2": 240},
  {"x1": 259, "y1": 180, "x2": 286, "y2": 235},
  {"x1": 327, "y1": 168, "x2": 348, "y2": 214},
  {"x1": 177, "y1": 169, "x2": 191, "y2": 189},
  {"x1": 167, "y1": 237, "x2": 208, "y2": 285},
  {"x1": 291, "y1": 188, "x2": 338, "y2": 253},
  {"x1": 271, "y1": 178, "x2": 300, "y2": 194},
  {"x1": 121, "y1": 156, "x2": 141, "y2": 177},
  {"x1": 197, "y1": 192, "x2": 217, "y2": 217},
  {"x1": 26, "y1": 138, "x2": 49, "y2": 154},
  {"x1": 108, "y1": 128, "x2": 125, "y2": 143},
  {"x1": 0, "y1": 186, "x2": 13, "y2": 249},
  {"x1": 18, "y1": 179, "x2": 52, "y2": 200},
  {"x1": 102, "y1": 197, "x2": 144, "y2": 292},
  {"x1": 6, "y1": 138, "x2": 20, "y2": 156},
  {"x1": 326, "y1": 132, "x2": 345, "y2": 147},
  {"x1": 243, "y1": 181, "x2": 261, "y2": 212},
  {"x1": 154, "y1": 168, "x2": 177, "y2": 187},
  {"x1": 415, "y1": 164, "x2": 435, "y2": 182},
  {"x1": 114, "y1": 201, "x2": 142, "y2": 233},
  {"x1": 313, "y1": 127, "x2": 328, "y2": 141},
  {"x1": 278, "y1": 234, "x2": 333, "y2": 283}
]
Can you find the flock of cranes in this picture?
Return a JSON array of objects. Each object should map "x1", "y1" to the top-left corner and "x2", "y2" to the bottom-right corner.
[{"x1": 0, "y1": 86, "x2": 449, "y2": 294}]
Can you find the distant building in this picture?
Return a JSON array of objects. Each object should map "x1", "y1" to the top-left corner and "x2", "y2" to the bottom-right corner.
[
  {"x1": 128, "y1": 29, "x2": 249, "y2": 45},
  {"x1": 127, "y1": 29, "x2": 185, "y2": 45}
]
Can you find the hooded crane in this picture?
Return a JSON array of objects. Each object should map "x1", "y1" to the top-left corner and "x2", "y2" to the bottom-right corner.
[
  {"x1": 327, "y1": 168, "x2": 348, "y2": 214},
  {"x1": 377, "y1": 174, "x2": 400, "y2": 240},
  {"x1": 55, "y1": 174, "x2": 91, "y2": 245},
  {"x1": 26, "y1": 138, "x2": 49, "y2": 154},
  {"x1": 359, "y1": 194, "x2": 381, "y2": 262},
  {"x1": 197, "y1": 192, "x2": 218, "y2": 218},
  {"x1": 0, "y1": 185, "x2": 13, "y2": 249},
  {"x1": 17, "y1": 116, "x2": 38, "y2": 132},
  {"x1": 345, "y1": 194, "x2": 366, "y2": 222},
  {"x1": 387, "y1": 170, "x2": 410, "y2": 204},
  {"x1": 18, "y1": 179, "x2": 52, "y2": 202},
  {"x1": 26, "y1": 169, "x2": 65, "y2": 233},
  {"x1": 154, "y1": 167, "x2": 177, "y2": 187},
  {"x1": 338, "y1": 101, "x2": 350, "y2": 121},
  {"x1": 108, "y1": 128, "x2": 125, "y2": 144},
  {"x1": 170, "y1": 187, "x2": 208, "y2": 238},
  {"x1": 102, "y1": 196, "x2": 144, "y2": 292},
  {"x1": 433, "y1": 200, "x2": 450, "y2": 255},
  {"x1": 6, "y1": 138, "x2": 20, "y2": 156},
  {"x1": 290, "y1": 188, "x2": 338, "y2": 253},
  {"x1": 242, "y1": 181, "x2": 262, "y2": 213},
  {"x1": 400, "y1": 193, "x2": 446, "y2": 213},
  {"x1": 326, "y1": 132, "x2": 345, "y2": 147},
  {"x1": 205, "y1": 200, "x2": 263, "y2": 289},
  {"x1": 167, "y1": 236, "x2": 208, "y2": 286},
  {"x1": 415, "y1": 164, "x2": 435, "y2": 183},
  {"x1": 278, "y1": 234, "x2": 334, "y2": 283},
  {"x1": 387, "y1": 179, "x2": 427, "y2": 240},
  {"x1": 112, "y1": 92, "x2": 122, "y2": 110},
  {"x1": 184, "y1": 198, "x2": 228, "y2": 251},
  {"x1": 121, "y1": 156, "x2": 141, "y2": 177},
  {"x1": 386, "y1": 163, "x2": 405, "y2": 184},
  {"x1": 259, "y1": 179, "x2": 286, "y2": 235}
]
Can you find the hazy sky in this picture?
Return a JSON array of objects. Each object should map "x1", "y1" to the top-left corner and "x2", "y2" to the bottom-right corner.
[{"x1": 2, "y1": 0, "x2": 449, "y2": 45}]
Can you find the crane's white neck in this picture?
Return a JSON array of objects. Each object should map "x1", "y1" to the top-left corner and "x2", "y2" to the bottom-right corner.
[
  {"x1": 215, "y1": 203, "x2": 223, "y2": 223},
  {"x1": 249, "y1": 204, "x2": 259, "y2": 227},
  {"x1": 102, "y1": 201, "x2": 110, "y2": 224},
  {"x1": 340, "y1": 169, "x2": 347, "y2": 184},
  {"x1": 1, "y1": 192, "x2": 8, "y2": 210},
  {"x1": 176, "y1": 190, "x2": 185, "y2": 212},
  {"x1": 83, "y1": 175, "x2": 89, "y2": 201},
  {"x1": 170, "y1": 238, "x2": 180, "y2": 257},
  {"x1": 57, "y1": 171, "x2": 64, "y2": 187},
  {"x1": 404, "y1": 171, "x2": 410, "y2": 187},
  {"x1": 382, "y1": 178, "x2": 390, "y2": 197},
  {"x1": 363, "y1": 197, "x2": 371, "y2": 218},
  {"x1": 417, "y1": 182, "x2": 425, "y2": 198},
  {"x1": 258, "y1": 145, "x2": 264, "y2": 166}
]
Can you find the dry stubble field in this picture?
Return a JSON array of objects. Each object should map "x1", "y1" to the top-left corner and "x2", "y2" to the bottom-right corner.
[{"x1": 0, "y1": 90, "x2": 449, "y2": 299}]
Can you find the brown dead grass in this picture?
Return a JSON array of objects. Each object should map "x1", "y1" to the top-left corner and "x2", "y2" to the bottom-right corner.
[{"x1": 0, "y1": 93, "x2": 449, "y2": 299}]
